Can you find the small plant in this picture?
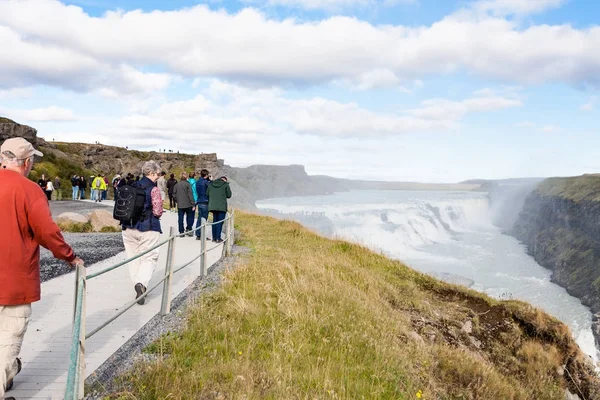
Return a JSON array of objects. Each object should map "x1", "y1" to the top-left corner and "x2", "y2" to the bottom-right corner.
[
  {"x1": 57, "y1": 221, "x2": 93, "y2": 233},
  {"x1": 100, "y1": 226, "x2": 122, "y2": 233}
]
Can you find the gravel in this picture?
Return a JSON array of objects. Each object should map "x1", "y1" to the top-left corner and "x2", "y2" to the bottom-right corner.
[
  {"x1": 40, "y1": 201, "x2": 124, "y2": 283},
  {"x1": 85, "y1": 245, "x2": 246, "y2": 399}
]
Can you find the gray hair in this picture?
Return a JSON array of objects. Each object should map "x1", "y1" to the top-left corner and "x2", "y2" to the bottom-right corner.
[
  {"x1": 141, "y1": 160, "x2": 161, "y2": 177},
  {"x1": 1, "y1": 150, "x2": 30, "y2": 167}
]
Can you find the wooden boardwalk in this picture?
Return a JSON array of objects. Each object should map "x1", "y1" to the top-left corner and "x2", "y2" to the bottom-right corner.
[{"x1": 7, "y1": 202, "x2": 224, "y2": 399}]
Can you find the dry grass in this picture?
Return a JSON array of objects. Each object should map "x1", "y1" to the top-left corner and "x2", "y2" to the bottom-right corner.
[
  {"x1": 106, "y1": 212, "x2": 600, "y2": 399},
  {"x1": 57, "y1": 221, "x2": 94, "y2": 233},
  {"x1": 537, "y1": 175, "x2": 600, "y2": 202}
]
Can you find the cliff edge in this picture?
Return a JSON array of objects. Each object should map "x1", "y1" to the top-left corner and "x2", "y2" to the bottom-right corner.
[{"x1": 512, "y1": 174, "x2": 600, "y2": 347}]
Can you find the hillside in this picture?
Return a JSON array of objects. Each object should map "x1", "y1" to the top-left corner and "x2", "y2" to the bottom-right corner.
[{"x1": 105, "y1": 212, "x2": 599, "y2": 399}]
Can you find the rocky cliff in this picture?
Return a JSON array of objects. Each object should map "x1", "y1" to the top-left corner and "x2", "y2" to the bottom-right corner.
[{"x1": 512, "y1": 174, "x2": 600, "y2": 345}]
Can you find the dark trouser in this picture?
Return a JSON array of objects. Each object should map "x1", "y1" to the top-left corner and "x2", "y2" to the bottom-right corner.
[
  {"x1": 102, "y1": 190, "x2": 107, "y2": 200},
  {"x1": 211, "y1": 211, "x2": 226, "y2": 241},
  {"x1": 178, "y1": 207, "x2": 195, "y2": 234},
  {"x1": 195, "y1": 203, "x2": 209, "y2": 237},
  {"x1": 169, "y1": 193, "x2": 176, "y2": 209}
]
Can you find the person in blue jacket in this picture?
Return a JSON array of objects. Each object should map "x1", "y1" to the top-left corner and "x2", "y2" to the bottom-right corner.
[
  {"x1": 195, "y1": 169, "x2": 211, "y2": 240},
  {"x1": 187, "y1": 171, "x2": 198, "y2": 204}
]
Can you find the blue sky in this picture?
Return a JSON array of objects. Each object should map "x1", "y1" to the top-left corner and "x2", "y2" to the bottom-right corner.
[{"x1": 0, "y1": 0, "x2": 599, "y2": 182}]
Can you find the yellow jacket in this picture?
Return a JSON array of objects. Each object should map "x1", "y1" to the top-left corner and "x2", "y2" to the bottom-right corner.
[{"x1": 92, "y1": 177, "x2": 107, "y2": 190}]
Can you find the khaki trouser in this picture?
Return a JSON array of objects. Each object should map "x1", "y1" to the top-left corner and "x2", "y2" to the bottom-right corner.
[
  {"x1": 122, "y1": 229, "x2": 161, "y2": 288},
  {"x1": 0, "y1": 304, "x2": 31, "y2": 398}
]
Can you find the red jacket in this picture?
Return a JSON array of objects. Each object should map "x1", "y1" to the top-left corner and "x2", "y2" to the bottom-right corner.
[{"x1": 0, "y1": 170, "x2": 75, "y2": 305}]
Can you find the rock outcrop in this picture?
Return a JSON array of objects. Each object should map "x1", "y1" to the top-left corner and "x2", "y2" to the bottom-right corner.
[
  {"x1": 89, "y1": 209, "x2": 121, "y2": 232},
  {"x1": 56, "y1": 212, "x2": 89, "y2": 224},
  {"x1": 0, "y1": 117, "x2": 38, "y2": 144},
  {"x1": 512, "y1": 175, "x2": 600, "y2": 346}
]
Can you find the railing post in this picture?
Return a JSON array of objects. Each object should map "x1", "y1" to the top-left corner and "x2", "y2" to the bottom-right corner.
[
  {"x1": 200, "y1": 222, "x2": 206, "y2": 277},
  {"x1": 227, "y1": 211, "x2": 234, "y2": 256},
  {"x1": 161, "y1": 226, "x2": 175, "y2": 315},
  {"x1": 74, "y1": 263, "x2": 86, "y2": 400},
  {"x1": 78, "y1": 265, "x2": 86, "y2": 400},
  {"x1": 225, "y1": 213, "x2": 231, "y2": 257}
]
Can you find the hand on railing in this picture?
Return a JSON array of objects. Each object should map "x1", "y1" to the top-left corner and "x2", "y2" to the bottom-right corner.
[{"x1": 69, "y1": 257, "x2": 85, "y2": 268}]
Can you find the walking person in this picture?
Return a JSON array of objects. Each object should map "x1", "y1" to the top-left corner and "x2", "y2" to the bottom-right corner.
[
  {"x1": 173, "y1": 172, "x2": 195, "y2": 236},
  {"x1": 188, "y1": 172, "x2": 198, "y2": 205},
  {"x1": 44, "y1": 179, "x2": 54, "y2": 201},
  {"x1": 102, "y1": 175, "x2": 109, "y2": 200},
  {"x1": 166, "y1": 173, "x2": 177, "y2": 211},
  {"x1": 71, "y1": 175, "x2": 79, "y2": 200},
  {"x1": 91, "y1": 175, "x2": 100, "y2": 202},
  {"x1": 53, "y1": 176, "x2": 61, "y2": 200},
  {"x1": 111, "y1": 174, "x2": 122, "y2": 199},
  {"x1": 157, "y1": 172, "x2": 167, "y2": 205},
  {"x1": 37, "y1": 174, "x2": 48, "y2": 196},
  {"x1": 0, "y1": 138, "x2": 83, "y2": 398},
  {"x1": 78, "y1": 175, "x2": 87, "y2": 199},
  {"x1": 207, "y1": 176, "x2": 232, "y2": 243},
  {"x1": 195, "y1": 169, "x2": 211, "y2": 241},
  {"x1": 120, "y1": 161, "x2": 164, "y2": 305}
]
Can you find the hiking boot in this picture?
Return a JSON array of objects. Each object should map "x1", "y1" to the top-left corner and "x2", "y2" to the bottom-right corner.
[
  {"x1": 5, "y1": 357, "x2": 21, "y2": 391},
  {"x1": 134, "y1": 283, "x2": 147, "y2": 305}
]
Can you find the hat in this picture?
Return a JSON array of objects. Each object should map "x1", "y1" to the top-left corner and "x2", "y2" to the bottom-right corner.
[{"x1": 0, "y1": 137, "x2": 43, "y2": 159}]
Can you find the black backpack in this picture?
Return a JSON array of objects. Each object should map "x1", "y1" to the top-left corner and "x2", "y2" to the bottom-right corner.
[{"x1": 113, "y1": 184, "x2": 147, "y2": 225}]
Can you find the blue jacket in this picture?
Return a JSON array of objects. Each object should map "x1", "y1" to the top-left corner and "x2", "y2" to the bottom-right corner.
[
  {"x1": 195, "y1": 177, "x2": 210, "y2": 204},
  {"x1": 188, "y1": 178, "x2": 198, "y2": 203},
  {"x1": 124, "y1": 177, "x2": 162, "y2": 234}
]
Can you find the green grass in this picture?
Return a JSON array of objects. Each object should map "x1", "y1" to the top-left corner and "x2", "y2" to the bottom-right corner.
[
  {"x1": 30, "y1": 146, "x2": 94, "y2": 183},
  {"x1": 537, "y1": 175, "x2": 600, "y2": 202},
  {"x1": 0, "y1": 116, "x2": 15, "y2": 123},
  {"x1": 104, "y1": 212, "x2": 600, "y2": 400}
]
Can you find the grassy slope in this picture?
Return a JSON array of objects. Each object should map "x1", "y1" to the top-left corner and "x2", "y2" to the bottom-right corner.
[
  {"x1": 30, "y1": 144, "x2": 94, "y2": 182},
  {"x1": 107, "y1": 212, "x2": 599, "y2": 400},
  {"x1": 537, "y1": 175, "x2": 600, "y2": 202}
]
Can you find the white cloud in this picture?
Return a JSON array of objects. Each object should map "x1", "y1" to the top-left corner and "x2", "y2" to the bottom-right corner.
[
  {"x1": 515, "y1": 120, "x2": 535, "y2": 128},
  {"x1": 0, "y1": 1, "x2": 599, "y2": 93},
  {"x1": 244, "y1": 0, "x2": 416, "y2": 11},
  {"x1": 473, "y1": 0, "x2": 565, "y2": 16},
  {"x1": 0, "y1": 87, "x2": 33, "y2": 99},
  {"x1": 116, "y1": 80, "x2": 521, "y2": 146},
  {"x1": 540, "y1": 124, "x2": 561, "y2": 133},
  {"x1": 408, "y1": 90, "x2": 522, "y2": 120},
  {"x1": 581, "y1": 96, "x2": 598, "y2": 111},
  {"x1": 1, "y1": 106, "x2": 76, "y2": 121}
]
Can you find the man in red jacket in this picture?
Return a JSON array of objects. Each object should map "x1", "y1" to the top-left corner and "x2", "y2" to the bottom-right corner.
[{"x1": 0, "y1": 137, "x2": 83, "y2": 398}]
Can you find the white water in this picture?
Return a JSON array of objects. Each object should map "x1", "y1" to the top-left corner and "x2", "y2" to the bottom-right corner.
[{"x1": 257, "y1": 190, "x2": 599, "y2": 361}]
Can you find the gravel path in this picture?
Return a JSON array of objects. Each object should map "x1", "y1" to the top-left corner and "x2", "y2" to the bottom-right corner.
[
  {"x1": 41, "y1": 201, "x2": 124, "y2": 283},
  {"x1": 85, "y1": 246, "x2": 245, "y2": 399}
]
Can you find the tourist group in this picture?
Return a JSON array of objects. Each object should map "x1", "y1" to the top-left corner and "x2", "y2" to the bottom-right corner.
[{"x1": 0, "y1": 137, "x2": 232, "y2": 398}]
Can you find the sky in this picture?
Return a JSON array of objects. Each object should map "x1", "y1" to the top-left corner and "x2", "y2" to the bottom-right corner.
[{"x1": 1, "y1": 0, "x2": 599, "y2": 183}]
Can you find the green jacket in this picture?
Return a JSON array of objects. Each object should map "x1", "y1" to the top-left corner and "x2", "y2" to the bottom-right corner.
[{"x1": 207, "y1": 179, "x2": 232, "y2": 212}]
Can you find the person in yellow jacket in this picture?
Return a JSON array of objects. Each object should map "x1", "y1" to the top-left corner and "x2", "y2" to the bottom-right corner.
[{"x1": 92, "y1": 175, "x2": 107, "y2": 202}]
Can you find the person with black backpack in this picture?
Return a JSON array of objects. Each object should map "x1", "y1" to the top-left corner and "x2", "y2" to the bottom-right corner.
[{"x1": 113, "y1": 161, "x2": 164, "y2": 305}]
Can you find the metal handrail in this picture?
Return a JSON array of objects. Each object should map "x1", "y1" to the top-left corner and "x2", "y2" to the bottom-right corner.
[{"x1": 64, "y1": 209, "x2": 235, "y2": 399}]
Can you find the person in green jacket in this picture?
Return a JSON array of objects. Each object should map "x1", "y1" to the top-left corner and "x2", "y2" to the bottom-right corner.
[{"x1": 206, "y1": 176, "x2": 232, "y2": 243}]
